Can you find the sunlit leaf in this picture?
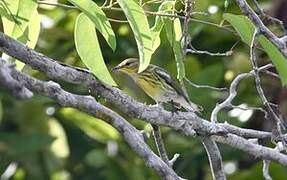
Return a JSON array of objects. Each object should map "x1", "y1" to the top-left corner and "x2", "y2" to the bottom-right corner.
[
  {"x1": 223, "y1": 13, "x2": 287, "y2": 85},
  {"x1": 150, "y1": 1, "x2": 173, "y2": 52},
  {"x1": 60, "y1": 108, "x2": 120, "y2": 143},
  {"x1": 68, "y1": 0, "x2": 116, "y2": 50},
  {"x1": 75, "y1": 13, "x2": 117, "y2": 86},
  {"x1": 163, "y1": 18, "x2": 185, "y2": 81},
  {"x1": 117, "y1": 0, "x2": 153, "y2": 72},
  {"x1": 48, "y1": 118, "x2": 70, "y2": 159},
  {"x1": 150, "y1": 16, "x2": 163, "y2": 52},
  {"x1": 16, "y1": 9, "x2": 41, "y2": 69},
  {"x1": 159, "y1": 1, "x2": 185, "y2": 81},
  {"x1": 1, "y1": 0, "x2": 19, "y2": 36},
  {"x1": 1, "y1": 0, "x2": 37, "y2": 38}
]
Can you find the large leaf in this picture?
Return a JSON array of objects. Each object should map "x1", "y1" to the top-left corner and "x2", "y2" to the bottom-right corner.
[
  {"x1": 1, "y1": 0, "x2": 19, "y2": 35},
  {"x1": 150, "y1": 1, "x2": 173, "y2": 52},
  {"x1": 160, "y1": 1, "x2": 185, "y2": 81},
  {"x1": 75, "y1": 13, "x2": 117, "y2": 86},
  {"x1": 1, "y1": 0, "x2": 37, "y2": 38},
  {"x1": 1, "y1": 0, "x2": 39, "y2": 70},
  {"x1": 16, "y1": 9, "x2": 41, "y2": 69},
  {"x1": 223, "y1": 13, "x2": 287, "y2": 85},
  {"x1": 20, "y1": 9, "x2": 40, "y2": 49},
  {"x1": 117, "y1": 0, "x2": 153, "y2": 72},
  {"x1": 68, "y1": 0, "x2": 116, "y2": 51},
  {"x1": 150, "y1": 15, "x2": 163, "y2": 52},
  {"x1": 48, "y1": 118, "x2": 70, "y2": 159}
]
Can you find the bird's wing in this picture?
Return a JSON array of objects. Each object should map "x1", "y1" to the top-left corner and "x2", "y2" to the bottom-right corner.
[{"x1": 153, "y1": 66, "x2": 191, "y2": 102}]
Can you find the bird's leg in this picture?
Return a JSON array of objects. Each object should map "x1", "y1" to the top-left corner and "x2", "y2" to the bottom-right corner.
[
  {"x1": 171, "y1": 100, "x2": 180, "y2": 115},
  {"x1": 151, "y1": 124, "x2": 170, "y2": 166}
]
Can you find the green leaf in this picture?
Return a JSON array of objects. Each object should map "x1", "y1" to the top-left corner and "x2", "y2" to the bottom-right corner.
[
  {"x1": 16, "y1": 9, "x2": 41, "y2": 70},
  {"x1": 1, "y1": 0, "x2": 19, "y2": 35},
  {"x1": 68, "y1": 0, "x2": 116, "y2": 51},
  {"x1": 60, "y1": 108, "x2": 120, "y2": 143},
  {"x1": 159, "y1": 1, "x2": 185, "y2": 81},
  {"x1": 75, "y1": 13, "x2": 117, "y2": 86},
  {"x1": 48, "y1": 118, "x2": 70, "y2": 159},
  {"x1": 163, "y1": 18, "x2": 185, "y2": 81},
  {"x1": 117, "y1": 0, "x2": 153, "y2": 72},
  {"x1": 150, "y1": 1, "x2": 173, "y2": 52},
  {"x1": 1, "y1": 0, "x2": 39, "y2": 70},
  {"x1": 223, "y1": 13, "x2": 287, "y2": 85},
  {"x1": 21, "y1": 9, "x2": 40, "y2": 49},
  {"x1": 150, "y1": 16, "x2": 163, "y2": 52},
  {"x1": 1, "y1": 0, "x2": 37, "y2": 38}
]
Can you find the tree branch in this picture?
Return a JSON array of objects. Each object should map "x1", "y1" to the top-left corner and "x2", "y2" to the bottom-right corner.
[
  {"x1": 235, "y1": 0, "x2": 287, "y2": 58},
  {"x1": 213, "y1": 134, "x2": 287, "y2": 166},
  {"x1": 9, "y1": 66, "x2": 182, "y2": 180},
  {"x1": 0, "y1": 60, "x2": 33, "y2": 99},
  {"x1": 0, "y1": 32, "x2": 287, "y2": 167},
  {"x1": 201, "y1": 137, "x2": 226, "y2": 180},
  {"x1": 211, "y1": 64, "x2": 273, "y2": 123}
]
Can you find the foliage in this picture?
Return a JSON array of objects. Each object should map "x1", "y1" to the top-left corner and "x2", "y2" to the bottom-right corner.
[{"x1": 0, "y1": 0, "x2": 286, "y2": 179}]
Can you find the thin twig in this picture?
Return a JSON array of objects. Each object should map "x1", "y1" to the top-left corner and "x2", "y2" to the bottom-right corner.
[
  {"x1": 235, "y1": 0, "x2": 287, "y2": 58},
  {"x1": 186, "y1": 49, "x2": 232, "y2": 56},
  {"x1": 184, "y1": 77, "x2": 227, "y2": 91},
  {"x1": 0, "y1": 59, "x2": 33, "y2": 99},
  {"x1": 253, "y1": 0, "x2": 285, "y2": 32},
  {"x1": 182, "y1": 0, "x2": 193, "y2": 57},
  {"x1": 202, "y1": 137, "x2": 226, "y2": 180},
  {"x1": 152, "y1": 124, "x2": 170, "y2": 166},
  {"x1": 262, "y1": 70, "x2": 280, "y2": 79},
  {"x1": 263, "y1": 160, "x2": 272, "y2": 180},
  {"x1": 210, "y1": 64, "x2": 273, "y2": 123},
  {"x1": 187, "y1": 40, "x2": 239, "y2": 57}
]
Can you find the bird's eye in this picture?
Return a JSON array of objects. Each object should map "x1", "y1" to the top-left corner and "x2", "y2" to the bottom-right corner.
[{"x1": 126, "y1": 62, "x2": 131, "y2": 66}]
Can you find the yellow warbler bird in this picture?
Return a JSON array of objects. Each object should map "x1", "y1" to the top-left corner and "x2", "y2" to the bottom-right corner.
[{"x1": 112, "y1": 58, "x2": 200, "y2": 112}]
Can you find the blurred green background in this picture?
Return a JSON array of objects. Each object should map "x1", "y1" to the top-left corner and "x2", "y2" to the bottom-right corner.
[{"x1": 0, "y1": 0, "x2": 287, "y2": 179}]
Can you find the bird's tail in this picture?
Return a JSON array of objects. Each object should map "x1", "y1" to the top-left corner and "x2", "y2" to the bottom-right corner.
[{"x1": 179, "y1": 99, "x2": 202, "y2": 113}]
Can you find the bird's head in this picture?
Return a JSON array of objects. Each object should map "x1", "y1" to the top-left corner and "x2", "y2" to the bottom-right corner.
[{"x1": 112, "y1": 58, "x2": 139, "y2": 75}]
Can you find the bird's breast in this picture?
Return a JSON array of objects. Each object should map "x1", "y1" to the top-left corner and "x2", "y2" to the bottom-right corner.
[{"x1": 135, "y1": 77, "x2": 175, "y2": 103}]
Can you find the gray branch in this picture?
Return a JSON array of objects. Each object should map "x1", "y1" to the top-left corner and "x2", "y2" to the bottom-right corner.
[
  {"x1": 213, "y1": 134, "x2": 287, "y2": 166},
  {"x1": 201, "y1": 137, "x2": 226, "y2": 180},
  {"x1": 0, "y1": 32, "x2": 287, "y2": 168},
  {"x1": 263, "y1": 160, "x2": 272, "y2": 180},
  {"x1": 235, "y1": 0, "x2": 287, "y2": 58},
  {"x1": 210, "y1": 64, "x2": 273, "y2": 123},
  {"x1": 280, "y1": 36, "x2": 287, "y2": 44},
  {"x1": 0, "y1": 60, "x2": 33, "y2": 99},
  {"x1": 9, "y1": 67, "x2": 182, "y2": 180}
]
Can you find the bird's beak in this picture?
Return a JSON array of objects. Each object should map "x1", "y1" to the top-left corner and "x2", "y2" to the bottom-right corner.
[{"x1": 112, "y1": 65, "x2": 120, "y2": 72}]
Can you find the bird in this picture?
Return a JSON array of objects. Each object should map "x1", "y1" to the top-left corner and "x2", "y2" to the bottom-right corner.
[{"x1": 112, "y1": 58, "x2": 201, "y2": 113}]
